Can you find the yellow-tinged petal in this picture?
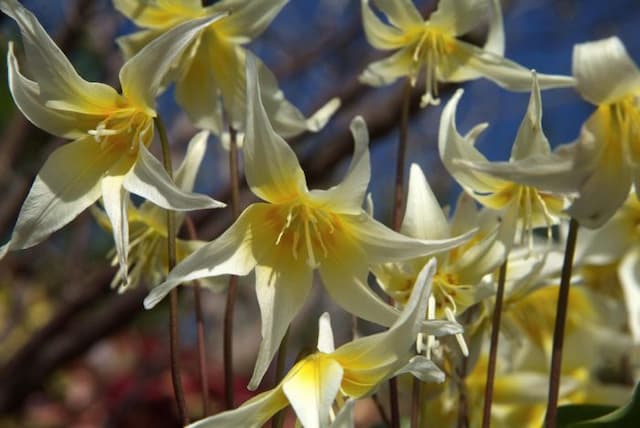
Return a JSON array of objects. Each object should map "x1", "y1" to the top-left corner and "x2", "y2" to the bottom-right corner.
[
  {"x1": 370, "y1": 0, "x2": 423, "y2": 29},
  {"x1": 0, "y1": 137, "x2": 121, "y2": 258},
  {"x1": 0, "y1": 0, "x2": 123, "y2": 113},
  {"x1": 429, "y1": 0, "x2": 489, "y2": 36},
  {"x1": 212, "y1": 0, "x2": 289, "y2": 44},
  {"x1": 245, "y1": 56, "x2": 307, "y2": 203},
  {"x1": 6, "y1": 43, "x2": 101, "y2": 139},
  {"x1": 116, "y1": 28, "x2": 164, "y2": 61},
  {"x1": 101, "y1": 173, "x2": 129, "y2": 287},
  {"x1": 359, "y1": 46, "x2": 415, "y2": 87},
  {"x1": 510, "y1": 72, "x2": 551, "y2": 160},
  {"x1": 119, "y1": 13, "x2": 225, "y2": 112},
  {"x1": 186, "y1": 387, "x2": 288, "y2": 428},
  {"x1": 401, "y1": 163, "x2": 450, "y2": 240},
  {"x1": 144, "y1": 203, "x2": 272, "y2": 308},
  {"x1": 113, "y1": 0, "x2": 204, "y2": 29},
  {"x1": 362, "y1": 0, "x2": 408, "y2": 50},
  {"x1": 573, "y1": 36, "x2": 640, "y2": 105},
  {"x1": 250, "y1": 261, "x2": 313, "y2": 390},
  {"x1": 282, "y1": 355, "x2": 344, "y2": 428}
]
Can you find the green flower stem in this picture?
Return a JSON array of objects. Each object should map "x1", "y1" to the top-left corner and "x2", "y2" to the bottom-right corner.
[
  {"x1": 155, "y1": 115, "x2": 189, "y2": 425},
  {"x1": 224, "y1": 125, "x2": 241, "y2": 409},
  {"x1": 272, "y1": 327, "x2": 291, "y2": 428},
  {"x1": 545, "y1": 218, "x2": 580, "y2": 428},
  {"x1": 185, "y1": 216, "x2": 211, "y2": 417},
  {"x1": 481, "y1": 259, "x2": 508, "y2": 428}
]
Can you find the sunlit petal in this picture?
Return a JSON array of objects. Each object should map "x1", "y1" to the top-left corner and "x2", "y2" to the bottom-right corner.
[
  {"x1": 101, "y1": 174, "x2": 129, "y2": 287},
  {"x1": 510, "y1": 72, "x2": 551, "y2": 160},
  {"x1": 362, "y1": 0, "x2": 407, "y2": 50},
  {"x1": 359, "y1": 46, "x2": 414, "y2": 87},
  {"x1": 429, "y1": 0, "x2": 489, "y2": 36},
  {"x1": 618, "y1": 248, "x2": 640, "y2": 343},
  {"x1": 215, "y1": 0, "x2": 289, "y2": 44},
  {"x1": 317, "y1": 312, "x2": 336, "y2": 354},
  {"x1": 370, "y1": 0, "x2": 423, "y2": 28},
  {"x1": 401, "y1": 163, "x2": 449, "y2": 240}
]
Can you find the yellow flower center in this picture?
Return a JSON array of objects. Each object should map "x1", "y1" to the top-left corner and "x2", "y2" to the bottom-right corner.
[
  {"x1": 88, "y1": 109, "x2": 154, "y2": 154},
  {"x1": 271, "y1": 202, "x2": 344, "y2": 268}
]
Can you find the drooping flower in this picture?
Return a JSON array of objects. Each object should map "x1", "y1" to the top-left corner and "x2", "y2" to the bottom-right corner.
[
  {"x1": 144, "y1": 56, "x2": 471, "y2": 389},
  {"x1": 439, "y1": 72, "x2": 567, "y2": 248},
  {"x1": 186, "y1": 260, "x2": 445, "y2": 428},
  {"x1": 93, "y1": 131, "x2": 226, "y2": 293},
  {"x1": 458, "y1": 37, "x2": 640, "y2": 228},
  {"x1": 0, "y1": 0, "x2": 225, "y2": 286},
  {"x1": 114, "y1": 0, "x2": 340, "y2": 137},
  {"x1": 360, "y1": 0, "x2": 574, "y2": 106}
]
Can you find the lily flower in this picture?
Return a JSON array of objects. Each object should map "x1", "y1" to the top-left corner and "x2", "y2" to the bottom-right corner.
[
  {"x1": 360, "y1": 0, "x2": 574, "y2": 106},
  {"x1": 439, "y1": 72, "x2": 567, "y2": 249},
  {"x1": 144, "y1": 57, "x2": 472, "y2": 389},
  {"x1": 114, "y1": 0, "x2": 340, "y2": 137},
  {"x1": 457, "y1": 37, "x2": 640, "y2": 228},
  {"x1": 186, "y1": 260, "x2": 445, "y2": 428},
  {"x1": 93, "y1": 131, "x2": 226, "y2": 293},
  {"x1": 0, "y1": 0, "x2": 225, "y2": 286}
]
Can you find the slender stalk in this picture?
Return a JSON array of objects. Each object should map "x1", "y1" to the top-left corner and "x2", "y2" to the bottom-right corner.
[
  {"x1": 545, "y1": 218, "x2": 579, "y2": 428},
  {"x1": 387, "y1": 77, "x2": 413, "y2": 428},
  {"x1": 272, "y1": 328, "x2": 291, "y2": 428},
  {"x1": 481, "y1": 260, "x2": 508, "y2": 428},
  {"x1": 224, "y1": 125, "x2": 241, "y2": 409},
  {"x1": 185, "y1": 216, "x2": 211, "y2": 417},
  {"x1": 155, "y1": 116, "x2": 189, "y2": 425},
  {"x1": 410, "y1": 376, "x2": 423, "y2": 428}
]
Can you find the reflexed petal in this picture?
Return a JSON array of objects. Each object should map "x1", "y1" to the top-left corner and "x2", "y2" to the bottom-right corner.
[
  {"x1": 573, "y1": 36, "x2": 640, "y2": 105},
  {"x1": 249, "y1": 262, "x2": 313, "y2": 390},
  {"x1": 113, "y1": 0, "x2": 204, "y2": 29},
  {"x1": 618, "y1": 249, "x2": 640, "y2": 342},
  {"x1": 394, "y1": 355, "x2": 445, "y2": 383},
  {"x1": 331, "y1": 400, "x2": 355, "y2": 428},
  {"x1": 401, "y1": 163, "x2": 449, "y2": 240},
  {"x1": 350, "y1": 213, "x2": 475, "y2": 264},
  {"x1": 511, "y1": 72, "x2": 551, "y2": 161},
  {"x1": 186, "y1": 387, "x2": 288, "y2": 428},
  {"x1": 123, "y1": 142, "x2": 224, "y2": 211},
  {"x1": 101, "y1": 174, "x2": 129, "y2": 287},
  {"x1": 6, "y1": 44, "x2": 101, "y2": 139},
  {"x1": 370, "y1": 0, "x2": 423, "y2": 28},
  {"x1": 0, "y1": 137, "x2": 118, "y2": 257},
  {"x1": 245, "y1": 56, "x2": 307, "y2": 203},
  {"x1": 143, "y1": 203, "x2": 271, "y2": 308},
  {"x1": 282, "y1": 356, "x2": 344, "y2": 428},
  {"x1": 362, "y1": 0, "x2": 407, "y2": 50},
  {"x1": 0, "y1": 0, "x2": 122, "y2": 112},
  {"x1": 449, "y1": 41, "x2": 575, "y2": 90},
  {"x1": 174, "y1": 130, "x2": 209, "y2": 192},
  {"x1": 429, "y1": 0, "x2": 488, "y2": 36},
  {"x1": 120, "y1": 13, "x2": 225, "y2": 112},
  {"x1": 214, "y1": 0, "x2": 288, "y2": 44},
  {"x1": 317, "y1": 313, "x2": 336, "y2": 354},
  {"x1": 439, "y1": 89, "x2": 507, "y2": 194},
  {"x1": 311, "y1": 116, "x2": 370, "y2": 214},
  {"x1": 484, "y1": 0, "x2": 505, "y2": 55},
  {"x1": 359, "y1": 46, "x2": 414, "y2": 87}
]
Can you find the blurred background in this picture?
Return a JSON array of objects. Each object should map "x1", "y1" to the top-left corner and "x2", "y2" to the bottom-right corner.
[{"x1": 0, "y1": 0, "x2": 639, "y2": 426}]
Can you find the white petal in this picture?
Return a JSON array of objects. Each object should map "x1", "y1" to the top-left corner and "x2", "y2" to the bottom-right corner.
[
  {"x1": 618, "y1": 249, "x2": 640, "y2": 343},
  {"x1": 401, "y1": 163, "x2": 449, "y2": 240},
  {"x1": 6, "y1": 44, "x2": 100, "y2": 139},
  {"x1": 350, "y1": 213, "x2": 475, "y2": 264},
  {"x1": 359, "y1": 47, "x2": 414, "y2": 87},
  {"x1": 393, "y1": 355, "x2": 445, "y2": 383},
  {"x1": 311, "y1": 116, "x2": 371, "y2": 214},
  {"x1": 0, "y1": 0, "x2": 122, "y2": 112},
  {"x1": 215, "y1": 0, "x2": 288, "y2": 44},
  {"x1": 510, "y1": 72, "x2": 551, "y2": 161},
  {"x1": 429, "y1": 0, "x2": 488, "y2": 36},
  {"x1": 283, "y1": 357, "x2": 344, "y2": 428},
  {"x1": 101, "y1": 174, "x2": 129, "y2": 287},
  {"x1": 143, "y1": 203, "x2": 270, "y2": 308},
  {"x1": 317, "y1": 313, "x2": 336, "y2": 354},
  {"x1": 361, "y1": 0, "x2": 407, "y2": 50},
  {"x1": 573, "y1": 36, "x2": 640, "y2": 105},
  {"x1": 244, "y1": 55, "x2": 307, "y2": 203},
  {"x1": 0, "y1": 138, "x2": 117, "y2": 256},
  {"x1": 370, "y1": 0, "x2": 423, "y2": 28},
  {"x1": 449, "y1": 41, "x2": 575, "y2": 90},
  {"x1": 576, "y1": 212, "x2": 634, "y2": 265},
  {"x1": 331, "y1": 400, "x2": 355, "y2": 428},
  {"x1": 186, "y1": 387, "x2": 288, "y2": 428},
  {"x1": 249, "y1": 263, "x2": 313, "y2": 390},
  {"x1": 120, "y1": 13, "x2": 226, "y2": 111},
  {"x1": 173, "y1": 130, "x2": 209, "y2": 192},
  {"x1": 484, "y1": 0, "x2": 505, "y2": 55},
  {"x1": 438, "y1": 89, "x2": 507, "y2": 194},
  {"x1": 123, "y1": 142, "x2": 224, "y2": 211},
  {"x1": 113, "y1": 0, "x2": 204, "y2": 29}
]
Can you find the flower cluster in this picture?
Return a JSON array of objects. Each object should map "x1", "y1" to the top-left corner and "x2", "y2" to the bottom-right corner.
[{"x1": 1, "y1": 0, "x2": 639, "y2": 427}]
